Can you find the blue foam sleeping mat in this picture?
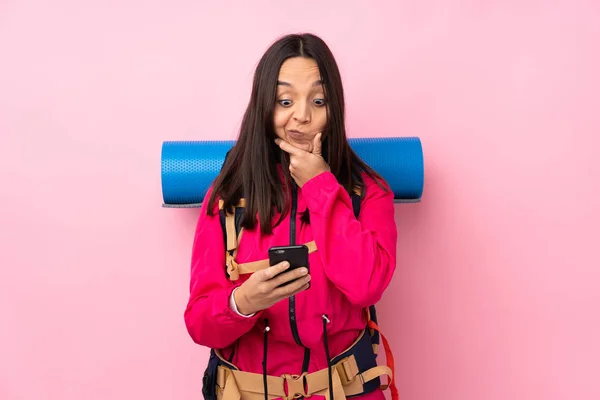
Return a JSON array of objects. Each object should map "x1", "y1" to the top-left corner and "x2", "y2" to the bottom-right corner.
[{"x1": 161, "y1": 137, "x2": 423, "y2": 207}]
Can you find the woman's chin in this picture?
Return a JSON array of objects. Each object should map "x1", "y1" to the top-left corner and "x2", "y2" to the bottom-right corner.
[{"x1": 287, "y1": 138, "x2": 313, "y2": 152}]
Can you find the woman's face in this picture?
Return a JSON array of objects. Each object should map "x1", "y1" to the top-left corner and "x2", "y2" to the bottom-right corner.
[{"x1": 273, "y1": 57, "x2": 327, "y2": 153}]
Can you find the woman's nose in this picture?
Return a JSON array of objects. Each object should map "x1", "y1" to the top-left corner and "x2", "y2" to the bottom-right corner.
[{"x1": 293, "y1": 102, "x2": 311, "y2": 123}]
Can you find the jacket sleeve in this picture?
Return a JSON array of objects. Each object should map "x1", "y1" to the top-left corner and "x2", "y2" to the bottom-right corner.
[
  {"x1": 301, "y1": 171, "x2": 397, "y2": 307},
  {"x1": 184, "y1": 188, "x2": 262, "y2": 349}
]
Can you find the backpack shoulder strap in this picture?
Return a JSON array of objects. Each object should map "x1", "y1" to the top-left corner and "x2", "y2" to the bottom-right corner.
[
  {"x1": 351, "y1": 169, "x2": 365, "y2": 219},
  {"x1": 218, "y1": 199, "x2": 246, "y2": 279},
  {"x1": 219, "y1": 200, "x2": 245, "y2": 251},
  {"x1": 218, "y1": 150, "x2": 246, "y2": 252},
  {"x1": 351, "y1": 186, "x2": 361, "y2": 219},
  {"x1": 353, "y1": 185, "x2": 382, "y2": 357}
]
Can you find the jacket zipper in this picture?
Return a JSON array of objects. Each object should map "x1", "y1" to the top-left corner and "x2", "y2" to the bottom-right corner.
[{"x1": 289, "y1": 183, "x2": 305, "y2": 348}]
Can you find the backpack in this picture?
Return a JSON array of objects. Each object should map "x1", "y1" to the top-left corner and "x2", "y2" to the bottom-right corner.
[{"x1": 216, "y1": 187, "x2": 398, "y2": 400}]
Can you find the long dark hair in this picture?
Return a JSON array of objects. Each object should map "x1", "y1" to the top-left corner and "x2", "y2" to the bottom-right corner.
[{"x1": 207, "y1": 33, "x2": 384, "y2": 234}]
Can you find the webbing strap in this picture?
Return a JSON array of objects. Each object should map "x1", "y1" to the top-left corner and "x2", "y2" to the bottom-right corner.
[
  {"x1": 219, "y1": 199, "x2": 247, "y2": 209},
  {"x1": 226, "y1": 212, "x2": 238, "y2": 251},
  {"x1": 219, "y1": 198, "x2": 318, "y2": 281},
  {"x1": 219, "y1": 199, "x2": 246, "y2": 252},
  {"x1": 225, "y1": 241, "x2": 317, "y2": 281},
  {"x1": 215, "y1": 355, "x2": 391, "y2": 400},
  {"x1": 367, "y1": 320, "x2": 399, "y2": 400},
  {"x1": 364, "y1": 307, "x2": 380, "y2": 355},
  {"x1": 362, "y1": 365, "x2": 394, "y2": 388}
]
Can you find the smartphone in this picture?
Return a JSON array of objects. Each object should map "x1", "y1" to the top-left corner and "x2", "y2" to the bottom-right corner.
[{"x1": 268, "y1": 245, "x2": 310, "y2": 288}]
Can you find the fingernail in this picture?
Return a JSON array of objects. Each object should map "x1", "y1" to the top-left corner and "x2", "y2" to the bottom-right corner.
[
  {"x1": 300, "y1": 268, "x2": 308, "y2": 274},
  {"x1": 283, "y1": 262, "x2": 290, "y2": 268}
]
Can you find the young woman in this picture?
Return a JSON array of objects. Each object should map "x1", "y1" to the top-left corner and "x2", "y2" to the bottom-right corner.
[{"x1": 184, "y1": 33, "x2": 398, "y2": 400}]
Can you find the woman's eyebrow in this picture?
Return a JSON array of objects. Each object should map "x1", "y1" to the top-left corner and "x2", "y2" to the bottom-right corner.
[{"x1": 277, "y1": 80, "x2": 323, "y2": 87}]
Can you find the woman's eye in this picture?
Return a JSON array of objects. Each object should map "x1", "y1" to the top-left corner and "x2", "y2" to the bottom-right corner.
[
  {"x1": 278, "y1": 99, "x2": 292, "y2": 107},
  {"x1": 314, "y1": 98, "x2": 326, "y2": 106}
]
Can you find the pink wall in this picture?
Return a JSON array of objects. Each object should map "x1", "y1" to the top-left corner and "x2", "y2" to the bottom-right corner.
[{"x1": 1, "y1": 1, "x2": 599, "y2": 399}]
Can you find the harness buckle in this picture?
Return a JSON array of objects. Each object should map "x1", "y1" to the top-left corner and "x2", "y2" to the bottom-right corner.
[
  {"x1": 335, "y1": 357, "x2": 360, "y2": 386},
  {"x1": 282, "y1": 373, "x2": 309, "y2": 400}
]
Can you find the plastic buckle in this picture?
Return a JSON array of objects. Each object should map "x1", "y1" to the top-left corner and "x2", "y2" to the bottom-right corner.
[
  {"x1": 335, "y1": 358, "x2": 359, "y2": 386},
  {"x1": 282, "y1": 373, "x2": 309, "y2": 399}
]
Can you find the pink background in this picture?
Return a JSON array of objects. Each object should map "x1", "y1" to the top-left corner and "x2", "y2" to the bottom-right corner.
[{"x1": 1, "y1": 1, "x2": 599, "y2": 399}]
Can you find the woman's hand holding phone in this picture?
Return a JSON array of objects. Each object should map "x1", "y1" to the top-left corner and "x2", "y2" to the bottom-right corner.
[{"x1": 234, "y1": 261, "x2": 311, "y2": 316}]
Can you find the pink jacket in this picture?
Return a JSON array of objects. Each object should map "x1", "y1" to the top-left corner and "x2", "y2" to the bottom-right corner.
[{"x1": 184, "y1": 170, "x2": 397, "y2": 400}]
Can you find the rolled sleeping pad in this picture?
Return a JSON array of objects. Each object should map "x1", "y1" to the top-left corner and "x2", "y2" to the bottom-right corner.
[{"x1": 161, "y1": 137, "x2": 424, "y2": 207}]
